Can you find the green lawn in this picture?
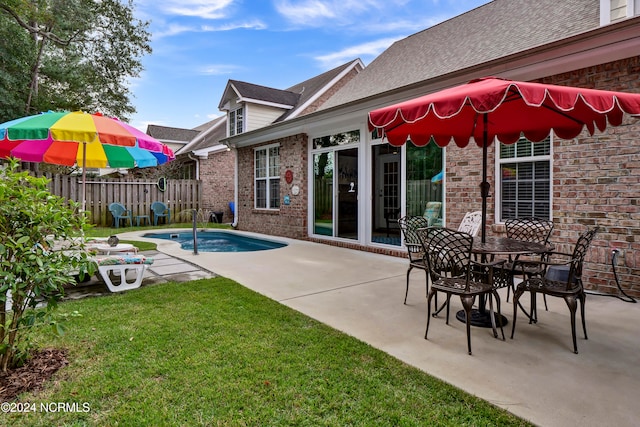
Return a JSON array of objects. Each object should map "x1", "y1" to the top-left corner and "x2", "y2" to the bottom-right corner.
[{"x1": 6, "y1": 277, "x2": 532, "y2": 426}]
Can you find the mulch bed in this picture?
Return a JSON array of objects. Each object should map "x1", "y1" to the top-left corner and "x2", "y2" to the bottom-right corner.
[{"x1": 0, "y1": 348, "x2": 68, "y2": 402}]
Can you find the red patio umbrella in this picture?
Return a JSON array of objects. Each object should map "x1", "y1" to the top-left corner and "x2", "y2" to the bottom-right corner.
[{"x1": 368, "y1": 76, "x2": 640, "y2": 242}]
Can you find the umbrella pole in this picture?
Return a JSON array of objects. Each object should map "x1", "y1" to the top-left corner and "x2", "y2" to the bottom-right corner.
[
  {"x1": 480, "y1": 114, "x2": 489, "y2": 243},
  {"x1": 81, "y1": 142, "x2": 87, "y2": 213}
]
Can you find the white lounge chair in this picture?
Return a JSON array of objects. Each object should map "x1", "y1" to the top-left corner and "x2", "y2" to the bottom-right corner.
[{"x1": 93, "y1": 254, "x2": 154, "y2": 292}]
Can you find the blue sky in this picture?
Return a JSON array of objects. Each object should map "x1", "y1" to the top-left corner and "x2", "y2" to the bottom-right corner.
[{"x1": 129, "y1": 0, "x2": 490, "y2": 132}]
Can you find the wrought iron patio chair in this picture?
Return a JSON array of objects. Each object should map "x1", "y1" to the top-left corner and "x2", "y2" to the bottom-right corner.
[
  {"x1": 108, "y1": 202, "x2": 132, "y2": 228},
  {"x1": 457, "y1": 211, "x2": 482, "y2": 237},
  {"x1": 398, "y1": 215, "x2": 430, "y2": 304},
  {"x1": 503, "y1": 217, "x2": 554, "y2": 311},
  {"x1": 151, "y1": 201, "x2": 171, "y2": 225},
  {"x1": 511, "y1": 226, "x2": 599, "y2": 354},
  {"x1": 418, "y1": 227, "x2": 505, "y2": 355}
]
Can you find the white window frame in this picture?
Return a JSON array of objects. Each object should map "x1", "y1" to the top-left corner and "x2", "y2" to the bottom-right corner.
[
  {"x1": 229, "y1": 106, "x2": 244, "y2": 136},
  {"x1": 495, "y1": 136, "x2": 553, "y2": 222},
  {"x1": 254, "y1": 143, "x2": 280, "y2": 210}
]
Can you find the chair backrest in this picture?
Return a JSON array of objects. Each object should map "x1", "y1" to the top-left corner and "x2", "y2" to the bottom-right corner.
[
  {"x1": 398, "y1": 216, "x2": 430, "y2": 260},
  {"x1": 505, "y1": 217, "x2": 554, "y2": 244},
  {"x1": 566, "y1": 226, "x2": 599, "y2": 287},
  {"x1": 423, "y1": 202, "x2": 442, "y2": 226},
  {"x1": 457, "y1": 211, "x2": 482, "y2": 237},
  {"x1": 109, "y1": 203, "x2": 127, "y2": 217},
  {"x1": 151, "y1": 201, "x2": 168, "y2": 214},
  {"x1": 418, "y1": 227, "x2": 473, "y2": 284}
]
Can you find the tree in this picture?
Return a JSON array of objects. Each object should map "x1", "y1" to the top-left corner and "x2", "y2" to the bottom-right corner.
[
  {"x1": 0, "y1": 0, "x2": 151, "y2": 122},
  {"x1": 0, "y1": 159, "x2": 95, "y2": 371}
]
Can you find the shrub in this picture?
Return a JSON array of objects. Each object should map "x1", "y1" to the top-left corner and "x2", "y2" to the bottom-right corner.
[{"x1": 0, "y1": 159, "x2": 95, "y2": 371}]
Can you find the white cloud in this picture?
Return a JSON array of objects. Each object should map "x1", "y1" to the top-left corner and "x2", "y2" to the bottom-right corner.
[
  {"x1": 274, "y1": 0, "x2": 408, "y2": 26},
  {"x1": 154, "y1": 20, "x2": 266, "y2": 39},
  {"x1": 197, "y1": 64, "x2": 243, "y2": 76},
  {"x1": 274, "y1": 0, "x2": 336, "y2": 24},
  {"x1": 314, "y1": 37, "x2": 402, "y2": 68},
  {"x1": 153, "y1": 0, "x2": 235, "y2": 19}
]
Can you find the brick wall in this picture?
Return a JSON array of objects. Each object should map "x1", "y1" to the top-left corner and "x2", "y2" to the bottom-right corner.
[
  {"x1": 450, "y1": 56, "x2": 640, "y2": 297},
  {"x1": 199, "y1": 149, "x2": 236, "y2": 222},
  {"x1": 235, "y1": 134, "x2": 309, "y2": 239}
]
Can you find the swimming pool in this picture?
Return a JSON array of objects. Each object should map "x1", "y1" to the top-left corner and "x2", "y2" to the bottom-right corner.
[{"x1": 144, "y1": 230, "x2": 287, "y2": 253}]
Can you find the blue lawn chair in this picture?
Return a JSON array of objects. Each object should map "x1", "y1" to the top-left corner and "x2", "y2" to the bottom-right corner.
[
  {"x1": 109, "y1": 203, "x2": 132, "y2": 228},
  {"x1": 151, "y1": 201, "x2": 171, "y2": 225}
]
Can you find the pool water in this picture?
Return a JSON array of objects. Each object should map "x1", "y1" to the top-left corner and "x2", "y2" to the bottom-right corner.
[{"x1": 144, "y1": 230, "x2": 287, "y2": 252}]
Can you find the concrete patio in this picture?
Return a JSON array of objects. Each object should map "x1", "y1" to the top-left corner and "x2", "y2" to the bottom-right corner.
[{"x1": 120, "y1": 229, "x2": 639, "y2": 427}]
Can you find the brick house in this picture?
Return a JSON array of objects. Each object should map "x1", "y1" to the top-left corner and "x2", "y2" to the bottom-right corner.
[
  {"x1": 210, "y1": 0, "x2": 639, "y2": 297},
  {"x1": 176, "y1": 60, "x2": 365, "y2": 224}
]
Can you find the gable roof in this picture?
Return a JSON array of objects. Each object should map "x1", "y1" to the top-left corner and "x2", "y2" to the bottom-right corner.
[
  {"x1": 146, "y1": 124, "x2": 200, "y2": 143},
  {"x1": 322, "y1": 0, "x2": 599, "y2": 108},
  {"x1": 219, "y1": 81, "x2": 300, "y2": 110},
  {"x1": 276, "y1": 60, "x2": 364, "y2": 121},
  {"x1": 175, "y1": 115, "x2": 227, "y2": 155}
]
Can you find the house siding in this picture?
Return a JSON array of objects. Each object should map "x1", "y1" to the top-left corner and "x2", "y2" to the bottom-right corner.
[
  {"x1": 448, "y1": 56, "x2": 640, "y2": 297},
  {"x1": 246, "y1": 103, "x2": 288, "y2": 132}
]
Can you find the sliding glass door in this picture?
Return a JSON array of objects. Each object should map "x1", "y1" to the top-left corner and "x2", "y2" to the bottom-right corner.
[{"x1": 312, "y1": 131, "x2": 360, "y2": 240}]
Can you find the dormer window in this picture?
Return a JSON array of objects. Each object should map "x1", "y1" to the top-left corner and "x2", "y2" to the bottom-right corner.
[{"x1": 229, "y1": 107, "x2": 244, "y2": 136}]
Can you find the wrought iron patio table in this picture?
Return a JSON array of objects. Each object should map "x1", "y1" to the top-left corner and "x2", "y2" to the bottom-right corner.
[{"x1": 456, "y1": 236, "x2": 554, "y2": 328}]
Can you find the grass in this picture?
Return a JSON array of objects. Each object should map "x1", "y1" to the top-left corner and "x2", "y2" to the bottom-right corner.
[{"x1": 7, "y1": 278, "x2": 532, "y2": 426}]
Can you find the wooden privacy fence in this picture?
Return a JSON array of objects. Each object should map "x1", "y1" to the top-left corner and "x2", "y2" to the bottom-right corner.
[{"x1": 40, "y1": 173, "x2": 201, "y2": 227}]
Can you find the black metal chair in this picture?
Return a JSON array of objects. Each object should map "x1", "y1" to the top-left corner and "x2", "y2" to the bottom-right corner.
[
  {"x1": 511, "y1": 227, "x2": 599, "y2": 354},
  {"x1": 418, "y1": 227, "x2": 505, "y2": 355},
  {"x1": 397, "y1": 215, "x2": 431, "y2": 304},
  {"x1": 503, "y1": 218, "x2": 554, "y2": 311}
]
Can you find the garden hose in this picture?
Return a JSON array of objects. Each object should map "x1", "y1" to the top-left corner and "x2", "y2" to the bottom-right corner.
[{"x1": 585, "y1": 249, "x2": 636, "y2": 303}]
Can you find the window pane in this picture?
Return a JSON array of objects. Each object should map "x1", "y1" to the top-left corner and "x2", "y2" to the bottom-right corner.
[
  {"x1": 255, "y1": 180, "x2": 266, "y2": 208},
  {"x1": 255, "y1": 149, "x2": 266, "y2": 178},
  {"x1": 499, "y1": 157, "x2": 550, "y2": 221},
  {"x1": 235, "y1": 107, "x2": 243, "y2": 135},
  {"x1": 516, "y1": 140, "x2": 532, "y2": 157},
  {"x1": 229, "y1": 111, "x2": 236, "y2": 136},
  {"x1": 313, "y1": 130, "x2": 360, "y2": 149},
  {"x1": 269, "y1": 178, "x2": 280, "y2": 208},
  {"x1": 533, "y1": 139, "x2": 551, "y2": 156},
  {"x1": 500, "y1": 144, "x2": 515, "y2": 159},
  {"x1": 313, "y1": 152, "x2": 334, "y2": 235},
  {"x1": 269, "y1": 146, "x2": 280, "y2": 176}
]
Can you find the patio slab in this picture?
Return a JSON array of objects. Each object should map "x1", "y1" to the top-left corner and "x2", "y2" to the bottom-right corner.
[{"x1": 121, "y1": 229, "x2": 640, "y2": 427}]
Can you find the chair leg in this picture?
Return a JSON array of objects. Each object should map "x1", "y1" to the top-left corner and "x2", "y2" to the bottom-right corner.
[
  {"x1": 565, "y1": 295, "x2": 579, "y2": 354},
  {"x1": 425, "y1": 289, "x2": 436, "y2": 339},
  {"x1": 529, "y1": 290, "x2": 538, "y2": 324},
  {"x1": 491, "y1": 291, "x2": 505, "y2": 340},
  {"x1": 579, "y1": 290, "x2": 588, "y2": 340},
  {"x1": 511, "y1": 286, "x2": 525, "y2": 339},
  {"x1": 543, "y1": 294, "x2": 549, "y2": 311},
  {"x1": 461, "y1": 295, "x2": 474, "y2": 355},
  {"x1": 404, "y1": 266, "x2": 412, "y2": 304}
]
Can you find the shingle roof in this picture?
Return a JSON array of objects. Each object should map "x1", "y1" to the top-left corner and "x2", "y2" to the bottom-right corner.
[
  {"x1": 276, "y1": 61, "x2": 363, "y2": 121},
  {"x1": 322, "y1": 0, "x2": 599, "y2": 108},
  {"x1": 222, "y1": 81, "x2": 300, "y2": 109},
  {"x1": 177, "y1": 115, "x2": 227, "y2": 154},
  {"x1": 146, "y1": 124, "x2": 200, "y2": 142}
]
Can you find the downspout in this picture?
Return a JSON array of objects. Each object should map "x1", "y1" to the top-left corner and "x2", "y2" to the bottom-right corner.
[
  {"x1": 232, "y1": 145, "x2": 239, "y2": 228},
  {"x1": 187, "y1": 153, "x2": 200, "y2": 179}
]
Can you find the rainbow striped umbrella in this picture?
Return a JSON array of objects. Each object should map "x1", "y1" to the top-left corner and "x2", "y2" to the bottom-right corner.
[
  {"x1": 0, "y1": 111, "x2": 174, "y2": 168},
  {"x1": 0, "y1": 111, "x2": 175, "y2": 210}
]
